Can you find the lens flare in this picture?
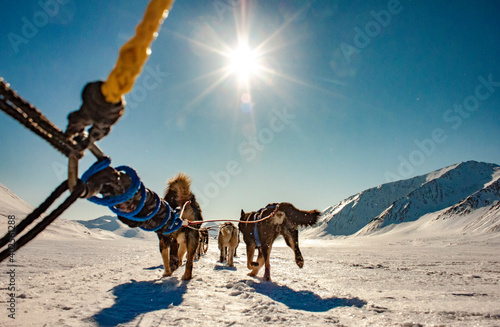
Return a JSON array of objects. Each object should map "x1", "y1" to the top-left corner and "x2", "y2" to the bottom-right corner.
[{"x1": 240, "y1": 92, "x2": 253, "y2": 113}]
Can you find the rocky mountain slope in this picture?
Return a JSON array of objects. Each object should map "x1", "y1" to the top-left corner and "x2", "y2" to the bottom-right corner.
[{"x1": 312, "y1": 161, "x2": 500, "y2": 237}]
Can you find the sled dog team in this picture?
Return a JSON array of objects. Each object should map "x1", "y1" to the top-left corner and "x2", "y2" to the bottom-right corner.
[{"x1": 155, "y1": 173, "x2": 320, "y2": 282}]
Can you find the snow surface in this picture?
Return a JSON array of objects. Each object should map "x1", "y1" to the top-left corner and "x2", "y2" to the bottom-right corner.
[
  {"x1": 1, "y1": 230, "x2": 499, "y2": 326},
  {"x1": 1, "y1": 164, "x2": 500, "y2": 326}
]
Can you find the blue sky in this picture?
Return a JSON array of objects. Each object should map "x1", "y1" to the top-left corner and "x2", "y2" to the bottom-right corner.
[{"x1": 1, "y1": 0, "x2": 499, "y2": 221}]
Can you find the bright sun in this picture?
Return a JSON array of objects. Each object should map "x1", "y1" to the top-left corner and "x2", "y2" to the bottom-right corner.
[{"x1": 227, "y1": 44, "x2": 260, "y2": 83}]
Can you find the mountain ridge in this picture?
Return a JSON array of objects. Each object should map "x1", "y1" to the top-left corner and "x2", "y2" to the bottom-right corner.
[
  {"x1": 2, "y1": 161, "x2": 499, "y2": 240},
  {"x1": 0, "y1": 182, "x2": 33, "y2": 218},
  {"x1": 77, "y1": 216, "x2": 155, "y2": 239},
  {"x1": 313, "y1": 161, "x2": 500, "y2": 237}
]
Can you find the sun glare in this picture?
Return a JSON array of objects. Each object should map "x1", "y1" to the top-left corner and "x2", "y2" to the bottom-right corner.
[
  {"x1": 227, "y1": 44, "x2": 260, "y2": 83},
  {"x1": 179, "y1": 5, "x2": 308, "y2": 110}
]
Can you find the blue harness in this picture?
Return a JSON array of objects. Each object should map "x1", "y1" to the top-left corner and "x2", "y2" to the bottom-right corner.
[
  {"x1": 251, "y1": 212, "x2": 262, "y2": 248},
  {"x1": 81, "y1": 158, "x2": 183, "y2": 234},
  {"x1": 250, "y1": 205, "x2": 277, "y2": 248}
]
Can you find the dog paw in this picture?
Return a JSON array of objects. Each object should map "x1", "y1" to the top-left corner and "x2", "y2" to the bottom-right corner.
[
  {"x1": 181, "y1": 274, "x2": 192, "y2": 281},
  {"x1": 162, "y1": 271, "x2": 173, "y2": 277},
  {"x1": 247, "y1": 271, "x2": 257, "y2": 277},
  {"x1": 296, "y1": 258, "x2": 304, "y2": 268}
]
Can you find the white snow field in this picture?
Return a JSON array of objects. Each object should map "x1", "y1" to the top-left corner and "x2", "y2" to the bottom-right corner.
[
  {"x1": 1, "y1": 160, "x2": 500, "y2": 327},
  {"x1": 0, "y1": 222, "x2": 499, "y2": 327}
]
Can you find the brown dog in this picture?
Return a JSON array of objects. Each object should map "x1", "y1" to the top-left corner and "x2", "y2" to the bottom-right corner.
[
  {"x1": 218, "y1": 222, "x2": 239, "y2": 267},
  {"x1": 157, "y1": 173, "x2": 203, "y2": 280},
  {"x1": 195, "y1": 227, "x2": 209, "y2": 260},
  {"x1": 238, "y1": 202, "x2": 320, "y2": 281}
]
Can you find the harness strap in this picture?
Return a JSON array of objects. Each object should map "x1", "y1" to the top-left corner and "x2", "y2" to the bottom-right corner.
[
  {"x1": 252, "y1": 212, "x2": 262, "y2": 248},
  {"x1": 250, "y1": 205, "x2": 277, "y2": 248}
]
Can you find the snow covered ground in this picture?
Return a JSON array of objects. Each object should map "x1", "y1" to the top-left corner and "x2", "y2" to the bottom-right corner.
[
  {"x1": 1, "y1": 228, "x2": 499, "y2": 327},
  {"x1": 1, "y1": 173, "x2": 499, "y2": 326}
]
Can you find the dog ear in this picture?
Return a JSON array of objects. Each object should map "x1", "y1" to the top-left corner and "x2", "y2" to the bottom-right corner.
[{"x1": 240, "y1": 209, "x2": 245, "y2": 217}]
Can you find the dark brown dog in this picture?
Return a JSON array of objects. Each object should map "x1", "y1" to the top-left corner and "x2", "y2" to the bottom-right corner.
[
  {"x1": 157, "y1": 173, "x2": 203, "y2": 280},
  {"x1": 239, "y1": 202, "x2": 320, "y2": 281},
  {"x1": 195, "y1": 227, "x2": 209, "y2": 260}
]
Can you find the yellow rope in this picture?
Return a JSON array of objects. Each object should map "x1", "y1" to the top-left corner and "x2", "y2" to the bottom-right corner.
[{"x1": 101, "y1": 0, "x2": 175, "y2": 103}]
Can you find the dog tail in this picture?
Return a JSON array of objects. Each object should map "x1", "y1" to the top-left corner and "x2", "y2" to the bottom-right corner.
[
  {"x1": 277, "y1": 202, "x2": 320, "y2": 227},
  {"x1": 166, "y1": 172, "x2": 192, "y2": 205}
]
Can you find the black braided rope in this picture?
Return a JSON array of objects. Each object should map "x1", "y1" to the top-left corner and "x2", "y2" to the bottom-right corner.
[
  {"x1": 0, "y1": 78, "x2": 84, "y2": 158},
  {"x1": 0, "y1": 180, "x2": 69, "y2": 249},
  {"x1": 0, "y1": 180, "x2": 85, "y2": 263}
]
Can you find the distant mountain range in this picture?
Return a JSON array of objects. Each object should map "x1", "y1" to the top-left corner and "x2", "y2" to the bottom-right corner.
[
  {"x1": 2, "y1": 161, "x2": 500, "y2": 240},
  {"x1": 307, "y1": 161, "x2": 500, "y2": 238},
  {"x1": 0, "y1": 182, "x2": 153, "y2": 240},
  {"x1": 76, "y1": 216, "x2": 155, "y2": 239}
]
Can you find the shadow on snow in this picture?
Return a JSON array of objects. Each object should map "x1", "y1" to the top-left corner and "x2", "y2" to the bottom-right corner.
[
  {"x1": 143, "y1": 265, "x2": 163, "y2": 271},
  {"x1": 213, "y1": 264, "x2": 237, "y2": 271},
  {"x1": 92, "y1": 278, "x2": 187, "y2": 327},
  {"x1": 250, "y1": 280, "x2": 367, "y2": 312}
]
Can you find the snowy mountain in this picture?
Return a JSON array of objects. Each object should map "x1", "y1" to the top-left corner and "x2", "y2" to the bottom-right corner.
[
  {"x1": 0, "y1": 182, "x2": 33, "y2": 218},
  {"x1": 3, "y1": 161, "x2": 500, "y2": 241},
  {"x1": 311, "y1": 161, "x2": 500, "y2": 237},
  {"x1": 437, "y1": 177, "x2": 500, "y2": 234},
  {"x1": 77, "y1": 215, "x2": 155, "y2": 240},
  {"x1": 0, "y1": 182, "x2": 147, "y2": 240}
]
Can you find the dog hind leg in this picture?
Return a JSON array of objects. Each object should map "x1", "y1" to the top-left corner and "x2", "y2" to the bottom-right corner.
[
  {"x1": 177, "y1": 235, "x2": 187, "y2": 266},
  {"x1": 261, "y1": 244, "x2": 272, "y2": 281},
  {"x1": 169, "y1": 240, "x2": 180, "y2": 272},
  {"x1": 219, "y1": 243, "x2": 226, "y2": 263},
  {"x1": 283, "y1": 228, "x2": 304, "y2": 268},
  {"x1": 203, "y1": 238, "x2": 208, "y2": 253},
  {"x1": 246, "y1": 243, "x2": 257, "y2": 270},
  {"x1": 161, "y1": 246, "x2": 172, "y2": 277},
  {"x1": 195, "y1": 235, "x2": 202, "y2": 260},
  {"x1": 248, "y1": 248, "x2": 265, "y2": 277},
  {"x1": 227, "y1": 245, "x2": 235, "y2": 267},
  {"x1": 182, "y1": 231, "x2": 198, "y2": 281}
]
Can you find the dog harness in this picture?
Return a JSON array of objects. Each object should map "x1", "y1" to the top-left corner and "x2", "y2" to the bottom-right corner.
[
  {"x1": 250, "y1": 205, "x2": 277, "y2": 248},
  {"x1": 251, "y1": 212, "x2": 262, "y2": 248}
]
